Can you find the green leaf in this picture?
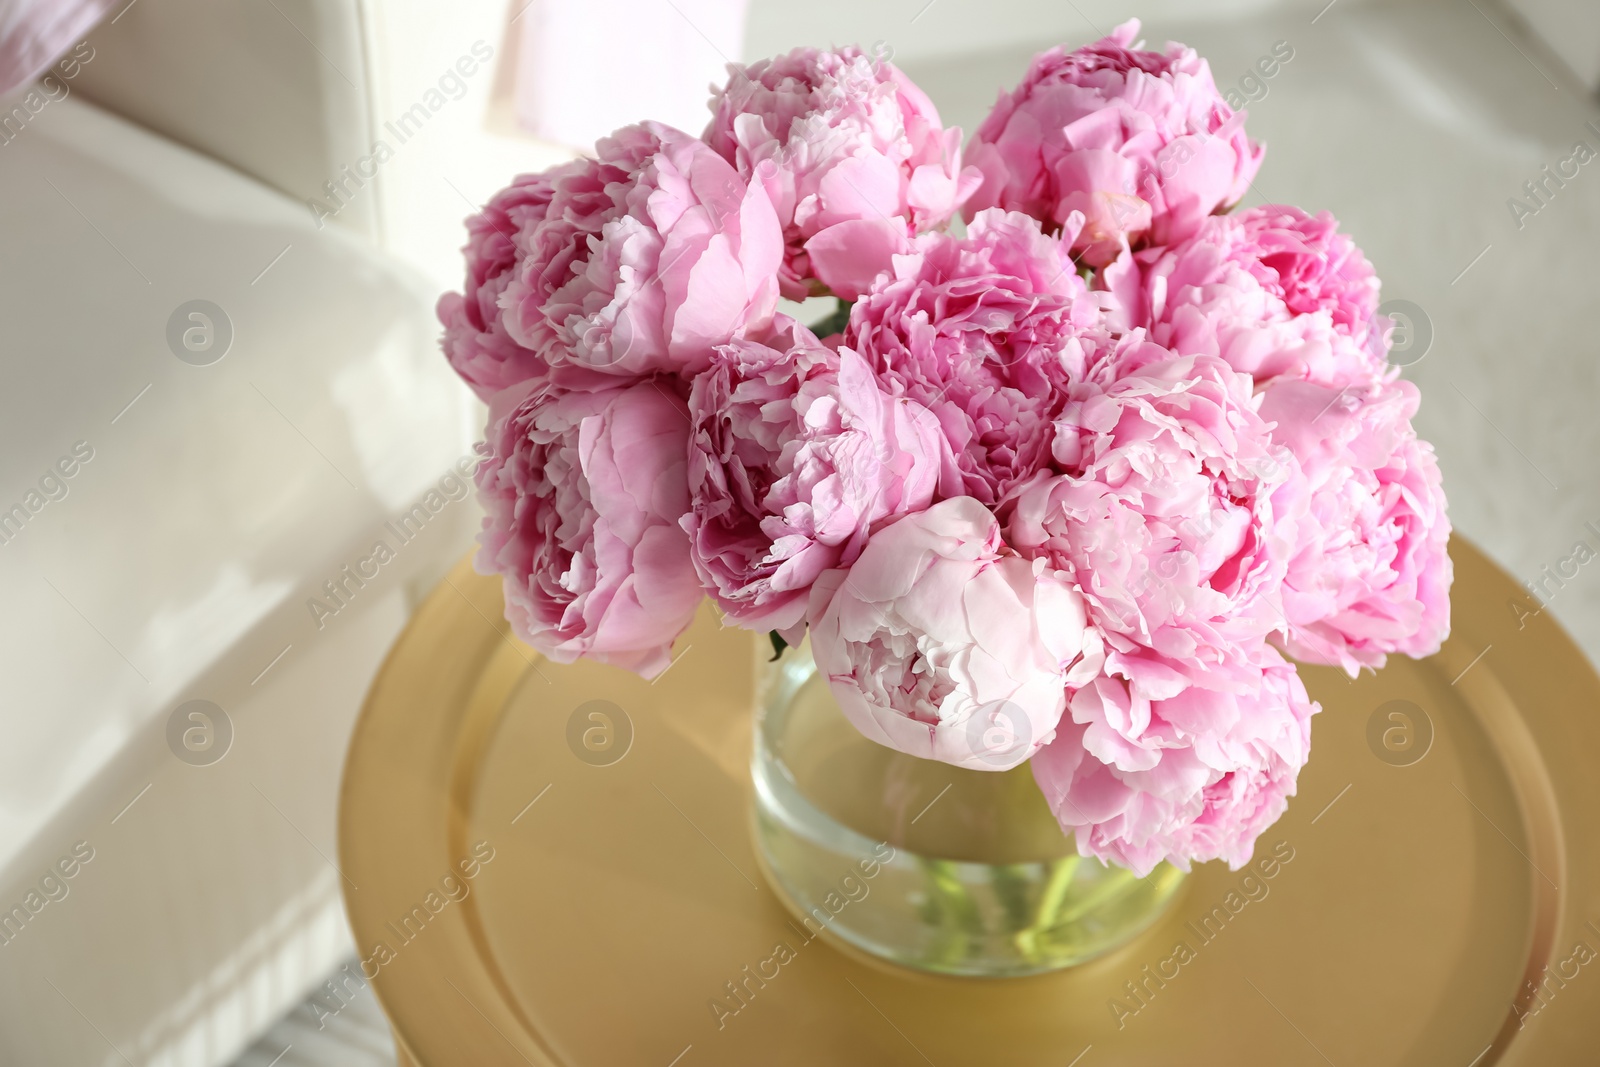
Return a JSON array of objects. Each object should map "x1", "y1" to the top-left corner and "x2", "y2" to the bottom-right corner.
[
  {"x1": 768, "y1": 631, "x2": 789, "y2": 662},
  {"x1": 809, "y1": 298, "x2": 853, "y2": 339}
]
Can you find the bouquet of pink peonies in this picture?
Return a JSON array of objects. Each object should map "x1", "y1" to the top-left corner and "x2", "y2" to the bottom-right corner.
[{"x1": 438, "y1": 20, "x2": 1451, "y2": 877}]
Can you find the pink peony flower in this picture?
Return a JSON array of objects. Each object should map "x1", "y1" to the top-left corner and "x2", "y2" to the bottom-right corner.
[
  {"x1": 1031, "y1": 649, "x2": 1317, "y2": 875},
  {"x1": 1260, "y1": 377, "x2": 1451, "y2": 673},
  {"x1": 843, "y1": 208, "x2": 1113, "y2": 508},
  {"x1": 808, "y1": 497, "x2": 1103, "y2": 771},
  {"x1": 705, "y1": 46, "x2": 982, "y2": 300},
  {"x1": 682, "y1": 317, "x2": 950, "y2": 631},
  {"x1": 966, "y1": 19, "x2": 1263, "y2": 267},
  {"x1": 1006, "y1": 339, "x2": 1300, "y2": 697},
  {"x1": 1113, "y1": 208, "x2": 1388, "y2": 390},
  {"x1": 435, "y1": 35, "x2": 1452, "y2": 878},
  {"x1": 437, "y1": 163, "x2": 585, "y2": 399},
  {"x1": 1234, "y1": 205, "x2": 1380, "y2": 343},
  {"x1": 498, "y1": 122, "x2": 783, "y2": 376},
  {"x1": 474, "y1": 370, "x2": 703, "y2": 677}
]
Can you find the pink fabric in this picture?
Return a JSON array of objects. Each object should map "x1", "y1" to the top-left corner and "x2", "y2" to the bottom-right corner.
[
  {"x1": 0, "y1": 0, "x2": 114, "y2": 96},
  {"x1": 514, "y1": 0, "x2": 747, "y2": 153}
]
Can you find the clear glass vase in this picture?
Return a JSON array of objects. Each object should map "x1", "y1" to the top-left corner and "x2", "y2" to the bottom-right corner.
[{"x1": 750, "y1": 641, "x2": 1186, "y2": 977}]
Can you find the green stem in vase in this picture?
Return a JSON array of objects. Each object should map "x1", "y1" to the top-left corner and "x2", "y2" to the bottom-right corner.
[
  {"x1": 1013, "y1": 854, "x2": 1080, "y2": 960},
  {"x1": 1052, "y1": 865, "x2": 1144, "y2": 927},
  {"x1": 990, "y1": 862, "x2": 1036, "y2": 935},
  {"x1": 917, "y1": 857, "x2": 983, "y2": 964}
]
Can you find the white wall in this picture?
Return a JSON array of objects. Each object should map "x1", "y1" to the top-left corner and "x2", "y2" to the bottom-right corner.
[
  {"x1": 744, "y1": 0, "x2": 1348, "y2": 65},
  {"x1": 1503, "y1": 0, "x2": 1600, "y2": 89}
]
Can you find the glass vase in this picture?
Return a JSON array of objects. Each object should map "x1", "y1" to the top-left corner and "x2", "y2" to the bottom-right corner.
[{"x1": 750, "y1": 641, "x2": 1186, "y2": 977}]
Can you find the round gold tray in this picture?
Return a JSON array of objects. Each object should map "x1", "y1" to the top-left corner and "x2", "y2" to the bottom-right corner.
[{"x1": 339, "y1": 537, "x2": 1600, "y2": 1066}]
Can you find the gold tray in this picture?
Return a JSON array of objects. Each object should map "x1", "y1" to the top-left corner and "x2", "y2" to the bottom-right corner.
[{"x1": 339, "y1": 537, "x2": 1600, "y2": 1066}]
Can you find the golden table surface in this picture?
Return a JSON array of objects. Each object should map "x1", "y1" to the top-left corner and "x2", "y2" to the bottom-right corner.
[{"x1": 338, "y1": 537, "x2": 1600, "y2": 1066}]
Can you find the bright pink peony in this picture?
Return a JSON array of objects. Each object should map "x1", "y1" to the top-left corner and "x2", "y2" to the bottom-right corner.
[
  {"x1": 966, "y1": 19, "x2": 1263, "y2": 267},
  {"x1": 437, "y1": 163, "x2": 584, "y2": 399},
  {"x1": 843, "y1": 208, "x2": 1113, "y2": 508},
  {"x1": 682, "y1": 317, "x2": 950, "y2": 631},
  {"x1": 808, "y1": 497, "x2": 1103, "y2": 771},
  {"x1": 1031, "y1": 649, "x2": 1316, "y2": 875},
  {"x1": 705, "y1": 46, "x2": 981, "y2": 300},
  {"x1": 1113, "y1": 208, "x2": 1388, "y2": 390},
  {"x1": 475, "y1": 370, "x2": 703, "y2": 677},
  {"x1": 498, "y1": 121, "x2": 783, "y2": 376},
  {"x1": 1007, "y1": 339, "x2": 1300, "y2": 697},
  {"x1": 1260, "y1": 378, "x2": 1451, "y2": 673}
]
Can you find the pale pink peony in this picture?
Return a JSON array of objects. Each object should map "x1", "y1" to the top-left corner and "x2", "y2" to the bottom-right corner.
[
  {"x1": 1260, "y1": 378, "x2": 1451, "y2": 674},
  {"x1": 498, "y1": 121, "x2": 783, "y2": 376},
  {"x1": 842, "y1": 208, "x2": 1113, "y2": 508},
  {"x1": 705, "y1": 46, "x2": 982, "y2": 300},
  {"x1": 474, "y1": 370, "x2": 703, "y2": 677},
  {"x1": 1112, "y1": 208, "x2": 1388, "y2": 390},
  {"x1": 1031, "y1": 649, "x2": 1317, "y2": 875},
  {"x1": 1007, "y1": 339, "x2": 1301, "y2": 697},
  {"x1": 681, "y1": 317, "x2": 950, "y2": 631},
  {"x1": 437, "y1": 163, "x2": 584, "y2": 399},
  {"x1": 808, "y1": 497, "x2": 1103, "y2": 771},
  {"x1": 484, "y1": 155, "x2": 620, "y2": 372},
  {"x1": 1234, "y1": 205, "x2": 1380, "y2": 343},
  {"x1": 966, "y1": 19, "x2": 1263, "y2": 267}
]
